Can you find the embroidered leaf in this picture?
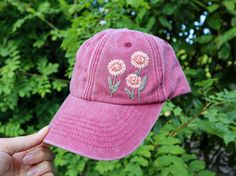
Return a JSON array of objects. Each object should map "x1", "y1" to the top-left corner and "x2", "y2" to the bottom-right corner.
[
  {"x1": 134, "y1": 70, "x2": 139, "y2": 75},
  {"x1": 138, "y1": 90, "x2": 141, "y2": 101},
  {"x1": 111, "y1": 81, "x2": 120, "y2": 94},
  {"x1": 108, "y1": 76, "x2": 113, "y2": 91},
  {"x1": 125, "y1": 88, "x2": 134, "y2": 100},
  {"x1": 134, "y1": 69, "x2": 142, "y2": 76},
  {"x1": 139, "y1": 75, "x2": 147, "y2": 91}
]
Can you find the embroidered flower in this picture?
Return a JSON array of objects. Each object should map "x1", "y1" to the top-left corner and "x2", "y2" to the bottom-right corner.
[
  {"x1": 107, "y1": 59, "x2": 126, "y2": 97},
  {"x1": 106, "y1": 51, "x2": 150, "y2": 101},
  {"x1": 131, "y1": 51, "x2": 149, "y2": 69},
  {"x1": 126, "y1": 74, "x2": 142, "y2": 89},
  {"x1": 107, "y1": 59, "x2": 126, "y2": 76}
]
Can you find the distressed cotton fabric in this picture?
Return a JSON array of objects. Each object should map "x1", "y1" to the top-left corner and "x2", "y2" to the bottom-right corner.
[{"x1": 44, "y1": 28, "x2": 191, "y2": 160}]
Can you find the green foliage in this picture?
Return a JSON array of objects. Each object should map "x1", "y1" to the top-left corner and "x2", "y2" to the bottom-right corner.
[{"x1": 0, "y1": 0, "x2": 236, "y2": 175}]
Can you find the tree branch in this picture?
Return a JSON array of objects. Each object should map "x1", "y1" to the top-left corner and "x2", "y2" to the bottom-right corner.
[
  {"x1": 169, "y1": 103, "x2": 211, "y2": 136},
  {"x1": 19, "y1": 72, "x2": 70, "y2": 83}
]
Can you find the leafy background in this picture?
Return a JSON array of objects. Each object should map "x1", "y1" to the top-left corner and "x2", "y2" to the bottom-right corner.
[{"x1": 0, "y1": 0, "x2": 236, "y2": 175}]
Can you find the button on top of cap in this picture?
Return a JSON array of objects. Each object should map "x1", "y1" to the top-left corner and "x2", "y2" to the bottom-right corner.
[{"x1": 124, "y1": 42, "x2": 132, "y2": 47}]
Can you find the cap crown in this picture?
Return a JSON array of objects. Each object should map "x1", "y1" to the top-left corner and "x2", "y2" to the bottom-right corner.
[{"x1": 70, "y1": 28, "x2": 190, "y2": 105}]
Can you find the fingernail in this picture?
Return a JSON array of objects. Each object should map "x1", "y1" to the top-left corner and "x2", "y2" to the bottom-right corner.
[
  {"x1": 23, "y1": 154, "x2": 33, "y2": 163},
  {"x1": 39, "y1": 125, "x2": 49, "y2": 133},
  {"x1": 27, "y1": 168, "x2": 37, "y2": 176}
]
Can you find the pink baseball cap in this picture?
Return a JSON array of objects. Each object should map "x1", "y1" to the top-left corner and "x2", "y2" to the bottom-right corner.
[{"x1": 44, "y1": 28, "x2": 191, "y2": 160}]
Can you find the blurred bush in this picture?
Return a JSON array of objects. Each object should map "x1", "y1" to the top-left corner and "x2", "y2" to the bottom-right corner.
[{"x1": 0, "y1": 0, "x2": 236, "y2": 175}]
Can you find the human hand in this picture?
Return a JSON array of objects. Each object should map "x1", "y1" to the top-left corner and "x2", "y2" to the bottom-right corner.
[{"x1": 0, "y1": 126, "x2": 55, "y2": 176}]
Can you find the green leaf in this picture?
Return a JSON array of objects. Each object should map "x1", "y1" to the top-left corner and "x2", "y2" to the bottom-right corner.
[
  {"x1": 189, "y1": 160, "x2": 206, "y2": 172},
  {"x1": 146, "y1": 17, "x2": 155, "y2": 31},
  {"x1": 216, "y1": 27, "x2": 236, "y2": 48},
  {"x1": 33, "y1": 34, "x2": 49, "y2": 48},
  {"x1": 196, "y1": 35, "x2": 213, "y2": 44},
  {"x1": 111, "y1": 81, "x2": 120, "y2": 94},
  {"x1": 173, "y1": 107, "x2": 182, "y2": 116},
  {"x1": 108, "y1": 76, "x2": 113, "y2": 91},
  {"x1": 223, "y1": 1, "x2": 235, "y2": 11},
  {"x1": 124, "y1": 163, "x2": 143, "y2": 176},
  {"x1": 52, "y1": 80, "x2": 68, "y2": 91},
  {"x1": 218, "y1": 42, "x2": 231, "y2": 60},
  {"x1": 207, "y1": 4, "x2": 220, "y2": 12},
  {"x1": 231, "y1": 16, "x2": 236, "y2": 26},
  {"x1": 95, "y1": 161, "x2": 117, "y2": 174},
  {"x1": 158, "y1": 145, "x2": 185, "y2": 155},
  {"x1": 154, "y1": 155, "x2": 173, "y2": 169},
  {"x1": 136, "y1": 8, "x2": 147, "y2": 23},
  {"x1": 158, "y1": 16, "x2": 172, "y2": 30},
  {"x1": 157, "y1": 135, "x2": 181, "y2": 145},
  {"x1": 130, "y1": 156, "x2": 149, "y2": 167},
  {"x1": 138, "y1": 75, "x2": 147, "y2": 91},
  {"x1": 199, "y1": 170, "x2": 216, "y2": 176},
  {"x1": 162, "y1": 4, "x2": 176, "y2": 15},
  {"x1": 12, "y1": 14, "x2": 34, "y2": 32},
  {"x1": 0, "y1": 123, "x2": 24, "y2": 136},
  {"x1": 160, "y1": 167, "x2": 171, "y2": 176},
  {"x1": 37, "y1": 59, "x2": 59, "y2": 76},
  {"x1": 195, "y1": 78, "x2": 217, "y2": 89},
  {"x1": 171, "y1": 158, "x2": 188, "y2": 176},
  {"x1": 223, "y1": 132, "x2": 236, "y2": 145},
  {"x1": 206, "y1": 13, "x2": 221, "y2": 30},
  {"x1": 181, "y1": 154, "x2": 197, "y2": 162},
  {"x1": 125, "y1": 88, "x2": 133, "y2": 100}
]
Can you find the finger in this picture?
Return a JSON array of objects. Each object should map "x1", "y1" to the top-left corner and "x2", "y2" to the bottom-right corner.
[
  {"x1": 25, "y1": 142, "x2": 51, "y2": 155},
  {"x1": 42, "y1": 172, "x2": 55, "y2": 176},
  {"x1": 0, "y1": 151, "x2": 13, "y2": 175},
  {"x1": 0, "y1": 126, "x2": 49, "y2": 155},
  {"x1": 23, "y1": 147, "x2": 55, "y2": 165},
  {"x1": 26, "y1": 161, "x2": 55, "y2": 176},
  {"x1": 40, "y1": 142, "x2": 51, "y2": 148}
]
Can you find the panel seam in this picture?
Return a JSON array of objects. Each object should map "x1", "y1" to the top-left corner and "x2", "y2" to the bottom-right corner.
[
  {"x1": 83, "y1": 32, "x2": 110, "y2": 99},
  {"x1": 142, "y1": 33, "x2": 159, "y2": 101},
  {"x1": 86, "y1": 30, "x2": 114, "y2": 100},
  {"x1": 152, "y1": 37, "x2": 166, "y2": 100}
]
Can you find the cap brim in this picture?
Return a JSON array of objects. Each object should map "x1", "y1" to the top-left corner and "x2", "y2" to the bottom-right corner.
[{"x1": 44, "y1": 94, "x2": 163, "y2": 160}]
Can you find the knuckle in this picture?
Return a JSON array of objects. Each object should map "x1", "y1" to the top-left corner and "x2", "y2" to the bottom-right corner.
[
  {"x1": 39, "y1": 149, "x2": 46, "y2": 159},
  {"x1": 50, "y1": 151, "x2": 56, "y2": 160},
  {"x1": 45, "y1": 172, "x2": 54, "y2": 176},
  {"x1": 44, "y1": 161, "x2": 53, "y2": 169}
]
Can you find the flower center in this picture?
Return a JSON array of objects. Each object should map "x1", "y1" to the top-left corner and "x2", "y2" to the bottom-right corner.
[
  {"x1": 111, "y1": 63, "x2": 122, "y2": 71},
  {"x1": 129, "y1": 77, "x2": 140, "y2": 85},
  {"x1": 134, "y1": 56, "x2": 145, "y2": 64}
]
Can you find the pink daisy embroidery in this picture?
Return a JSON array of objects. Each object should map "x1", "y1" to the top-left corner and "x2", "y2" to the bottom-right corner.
[
  {"x1": 125, "y1": 51, "x2": 149, "y2": 101},
  {"x1": 107, "y1": 59, "x2": 126, "y2": 76},
  {"x1": 125, "y1": 74, "x2": 147, "y2": 101},
  {"x1": 126, "y1": 74, "x2": 142, "y2": 89},
  {"x1": 107, "y1": 59, "x2": 126, "y2": 96},
  {"x1": 131, "y1": 51, "x2": 149, "y2": 69}
]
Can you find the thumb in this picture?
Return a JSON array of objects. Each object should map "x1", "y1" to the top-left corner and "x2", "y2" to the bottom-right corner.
[{"x1": 0, "y1": 126, "x2": 49, "y2": 155}]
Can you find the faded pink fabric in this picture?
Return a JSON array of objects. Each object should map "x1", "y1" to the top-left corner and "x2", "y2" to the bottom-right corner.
[{"x1": 44, "y1": 28, "x2": 191, "y2": 160}]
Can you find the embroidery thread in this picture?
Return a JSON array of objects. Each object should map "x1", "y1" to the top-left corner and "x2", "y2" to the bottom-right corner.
[
  {"x1": 107, "y1": 51, "x2": 149, "y2": 101},
  {"x1": 107, "y1": 59, "x2": 126, "y2": 96},
  {"x1": 125, "y1": 51, "x2": 149, "y2": 101},
  {"x1": 125, "y1": 74, "x2": 142, "y2": 100}
]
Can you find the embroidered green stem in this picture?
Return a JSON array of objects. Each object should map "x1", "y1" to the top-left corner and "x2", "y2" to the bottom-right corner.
[
  {"x1": 131, "y1": 88, "x2": 134, "y2": 100},
  {"x1": 138, "y1": 90, "x2": 141, "y2": 102},
  {"x1": 111, "y1": 76, "x2": 116, "y2": 97},
  {"x1": 138, "y1": 75, "x2": 147, "y2": 102},
  {"x1": 109, "y1": 75, "x2": 121, "y2": 97},
  {"x1": 138, "y1": 68, "x2": 142, "y2": 76},
  {"x1": 113, "y1": 75, "x2": 117, "y2": 85}
]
